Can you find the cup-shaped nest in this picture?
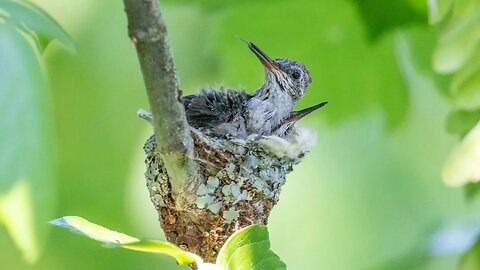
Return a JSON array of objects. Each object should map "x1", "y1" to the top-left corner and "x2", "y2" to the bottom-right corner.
[{"x1": 143, "y1": 127, "x2": 316, "y2": 261}]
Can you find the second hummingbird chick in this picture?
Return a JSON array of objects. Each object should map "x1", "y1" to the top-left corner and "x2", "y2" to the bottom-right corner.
[{"x1": 183, "y1": 41, "x2": 325, "y2": 139}]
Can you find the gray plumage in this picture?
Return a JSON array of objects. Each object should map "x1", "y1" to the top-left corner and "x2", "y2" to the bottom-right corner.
[
  {"x1": 183, "y1": 41, "x2": 325, "y2": 139},
  {"x1": 183, "y1": 87, "x2": 251, "y2": 138}
]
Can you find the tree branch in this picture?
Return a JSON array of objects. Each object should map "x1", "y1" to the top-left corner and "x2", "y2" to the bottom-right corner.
[{"x1": 123, "y1": 0, "x2": 198, "y2": 198}]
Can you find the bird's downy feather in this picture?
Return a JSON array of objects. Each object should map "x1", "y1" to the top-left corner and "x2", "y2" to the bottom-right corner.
[{"x1": 183, "y1": 87, "x2": 251, "y2": 138}]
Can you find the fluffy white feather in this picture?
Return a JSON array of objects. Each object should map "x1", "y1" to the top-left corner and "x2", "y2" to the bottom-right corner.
[{"x1": 258, "y1": 126, "x2": 317, "y2": 160}]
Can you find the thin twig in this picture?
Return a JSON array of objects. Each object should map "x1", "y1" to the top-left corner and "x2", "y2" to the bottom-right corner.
[
  {"x1": 137, "y1": 108, "x2": 153, "y2": 125},
  {"x1": 123, "y1": 0, "x2": 198, "y2": 197}
]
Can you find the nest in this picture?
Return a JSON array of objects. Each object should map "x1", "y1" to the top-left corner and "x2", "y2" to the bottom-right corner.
[{"x1": 143, "y1": 127, "x2": 316, "y2": 262}]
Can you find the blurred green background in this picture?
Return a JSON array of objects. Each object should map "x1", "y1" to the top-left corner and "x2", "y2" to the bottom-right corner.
[{"x1": 2, "y1": 0, "x2": 480, "y2": 269}]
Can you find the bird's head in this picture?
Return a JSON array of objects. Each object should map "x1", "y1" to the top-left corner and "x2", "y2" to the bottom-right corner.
[{"x1": 247, "y1": 42, "x2": 312, "y2": 101}]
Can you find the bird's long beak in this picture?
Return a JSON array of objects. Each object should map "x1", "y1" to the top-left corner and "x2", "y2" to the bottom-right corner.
[
  {"x1": 286, "y1": 101, "x2": 328, "y2": 123},
  {"x1": 241, "y1": 40, "x2": 281, "y2": 72}
]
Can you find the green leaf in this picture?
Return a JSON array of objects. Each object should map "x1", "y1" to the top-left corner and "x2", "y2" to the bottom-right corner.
[
  {"x1": 123, "y1": 240, "x2": 204, "y2": 265},
  {"x1": 445, "y1": 110, "x2": 480, "y2": 137},
  {"x1": 350, "y1": 0, "x2": 427, "y2": 40},
  {"x1": 0, "y1": 21, "x2": 57, "y2": 264},
  {"x1": 50, "y1": 216, "x2": 203, "y2": 266},
  {"x1": 0, "y1": 180, "x2": 39, "y2": 263},
  {"x1": 432, "y1": 2, "x2": 480, "y2": 74},
  {"x1": 399, "y1": 27, "x2": 451, "y2": 97},
  {"x1": 216, "y1": 225, "x2": 286, "y2": 270},
  {"x1": 451, "y1": 49, "x2": 480, "y2": 110},
  {"x1": 428, "y1": 0, "x2": 455, "y2": 24},
  {"x1": 464, "y1": 182, "x2": 480, "y2": 201},
  {"x1": 49, "y1": 216, "x2": 139, "y2": 244},
  {"x1": 0, "y1": 0, "x2": 74, "y2": 52},
  {"x1": 459, "y1": 236, "x2": 480, "y2": 269},
  {"x1": 443, "y1": 121, "x2": 480, "y2": 187}
]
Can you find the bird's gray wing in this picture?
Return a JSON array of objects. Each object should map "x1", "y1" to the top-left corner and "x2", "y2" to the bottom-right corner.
[{"x1": 182, "y1": 87, "x2": 250, "y2": 130}]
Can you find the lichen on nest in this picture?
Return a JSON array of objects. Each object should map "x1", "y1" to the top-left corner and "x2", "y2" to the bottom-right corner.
[
  {"x1": 143, "y1": 125, "x2": 317, "y2": 261},
  {"x1": 144, "y1": 126, "x2": 316, "y2": 224}
]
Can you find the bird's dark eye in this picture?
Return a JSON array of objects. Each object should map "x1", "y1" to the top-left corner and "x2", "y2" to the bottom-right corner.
[{"x1": 292, "y1": 71, "x2": 301, "y2": 80}]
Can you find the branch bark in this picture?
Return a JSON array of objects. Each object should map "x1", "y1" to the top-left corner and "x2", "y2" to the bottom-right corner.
[{"x1": 123, "y1": 0, "x2": 198, "y2": 199}]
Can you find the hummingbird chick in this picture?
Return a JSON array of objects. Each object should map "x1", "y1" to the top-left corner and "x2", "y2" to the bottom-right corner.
[{"x1": 183, "y1": 41, "x2": 327, "y2": 139}]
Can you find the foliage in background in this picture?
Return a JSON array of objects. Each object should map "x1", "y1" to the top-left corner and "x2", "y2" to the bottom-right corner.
[
  {"x1": 1, "y1": 0, "x2": 480, "y2": 269},
  {"x1": 0, "y1": 0, "x2": 72, "y2": 263},
  {"x1": 430, "y1": 0, "x2": 480, "y2": 189},
  {"x1": 351, "y1": 0, "x2": 427, "y2": 40},
  {"x1": 355, "y1": 0, "x2": 480, "y2": 267},
  {"x1": 425, "y1": 0, "x2": 480, "y2": 268}
]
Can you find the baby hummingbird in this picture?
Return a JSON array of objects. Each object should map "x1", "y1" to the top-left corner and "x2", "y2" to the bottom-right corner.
[{"x1": 183, "y1": 40, "x2": 326, "y2": 138}]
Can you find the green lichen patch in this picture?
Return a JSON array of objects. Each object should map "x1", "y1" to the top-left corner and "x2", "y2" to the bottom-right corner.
[
  {"x1": 207, "y1": 202, "x2": 222, "y2": 214},
  {"x1": 196, "y1": 184, "x2": 209, "y2": 196},
  {"x1": 223, "y1": 207, "x2": 240, "y2": 224},
  {"x1": 207, "y1": 177, "x2": 220, "y2": 191},
  {"x1": 196, "y1": 194, "x2": 215, "y2": 209}
]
